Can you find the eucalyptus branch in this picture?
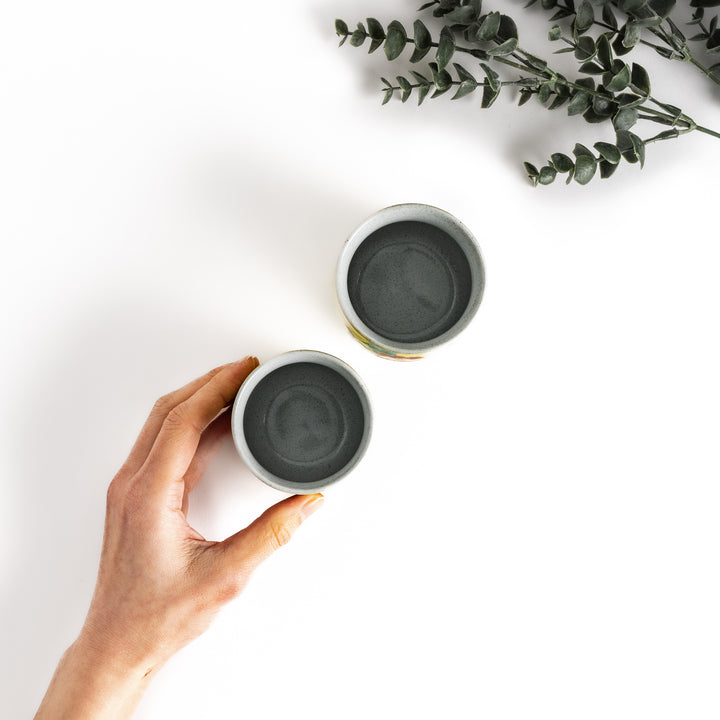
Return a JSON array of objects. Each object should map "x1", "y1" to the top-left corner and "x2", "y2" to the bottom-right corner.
[
  {"x1": 335, "y1": 0, "x2": 720, "y2": 187},
  {"x1": 530, "y1": 0, "x2": 720, "y2": 87}
]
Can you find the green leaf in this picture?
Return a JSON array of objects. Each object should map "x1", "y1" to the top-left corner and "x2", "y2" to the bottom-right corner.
[
  {"x1": 410, "y1": 46, "x2": 431, "y2": 63},
  {"x1": 594, "y1": 141, "x2": 621, "y2": 163},
  {"x1": 580, "y1": 61, "x2": 605, "y2": 74},
  {"x1": 593, "y1": 92, "x2": 616, "y2": 116},
  {"x1": 410, "y1": 70, "x2": 431, "y2": 84},
  {"x1": 538, "y1": 83, "x2": 551, "y2": 103},
  {"x1": 488, "y1": 37, "x2": 519, "y2": 56},
  {"x1": 498, "y1": 15, "x2": 519, "y2": 41},
  {"x1": 615, "y1": 93, "x2": 644, "y2": 109},
  {"x1": 551, "y1": 153, "x2": 574, "y2": 172},
  {"x1": 549, "y1": 94, "x2": 570, "y2": 109},
  {"x1": 539, "y1": 165, "x2": 558, "y2": 184},
  {"x1": 612, "y1": 29, "x2": 635, "y2": 56},
  {"x1": 583, "y1": 108, "x2": 610, "y2": 123},
  {"x1": 631, "y1": 133, "x2": 646, "y2": 168},
  {"x1": 613, "y1": 106, "x2": 639, "y2": 130},
  {"x1": 518, "y1": 89, "x2": 533, "y2": 106},
  {"x1": 436, "y1": 26, "x2": 456, "y2": 71},
  {"x1": 453, "y1": 80, "x2": 478, "y2": 99},
  {"x1": 650, "y1": 0, "x2": 676, "y2": 15},
  {"x1": 335, "y1": 19, "x2": 349, "y2": 45},
  {"x1": 445, "y1": 5, "x2": 478, "y2": 23},
  {"x1": 417, "y1": 83, "x2": 432, "y2": 105},
  {"x1": 350, "y1": 24, "x2": 367, "y2": 47},
  {"x1": 575, "y1": 1, "x2": 595, "y2": 32},
  {"x1": 616, "y1": 129, "x2": 645, "y2": 166},
  {"x1": 382, "y1": 88, "x2": 394, "y2": 105},
  {"x1": 548, "y1": 25, "x2": 562, "y2": 40},
  {"x1": 453, "y1": 63, "x2": 477, "y2": 82},
  {"x1": 397, "y1": 76, "x2": 412, "y2": 102},
  {"x1": 567, "y1": 91, "x2": 592, "y2": 115},
  {"x1": 479, "y1": 62, "x2": 501, "y2": 107},
  {"x1": 597, "y1": 34, "x2": 613, "y2": 69},
  {"x1": 385, "y1": 20, "x2": 408, "y2": 61},
  {"x1": 574, "y1": 143, "x2": 595, "y2": 158},
  {"x1": 602, "y1": 5, "x2": 618, "y2": 29},
  {"x1": 599, "y1": 159, "x2": 619, "y2": 178},
  {"x1": 605, "y1": 62, "x2": 631, "y2": 91},
  {"x1": 574, "y1": 155, "x2": 598, "y2": 184},
  {"x1": 523, "y1": 162, "x2": 540, "y2": 185},
  {"x1": 429, "y1": 62, "x2": 453, "y2": 92},
  {"x1": 575, "y1": 35, "x2": 597, "y2": 60},
  {"x1": 367, "y1": 18, "x2": 385, "y2": 40},
  {"x1": 630, "y1": 63, "x2": 651, "y2": 95},
  {"x1": 622, "y1": 21, "x2": 642, "y2": 48},
  {"x1": 414, "y1": 19, "x2": 432, "y2": 50},
  {"x1": 477, "y1": 11, "x2": 501, "y2": 41}
]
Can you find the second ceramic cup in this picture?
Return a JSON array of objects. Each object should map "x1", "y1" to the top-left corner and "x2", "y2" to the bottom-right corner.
[
  {"x1": 231, "y1": 350, "x2": 372, "y2": 493},
  {"x1": 336, "y1": 203, "x2": 485, "y2": 359}
]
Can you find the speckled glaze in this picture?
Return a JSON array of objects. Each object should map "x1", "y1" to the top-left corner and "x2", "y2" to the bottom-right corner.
[
  {"x1": 336, "y1": 204, "x2": 485, "y2": 359},
  {"x1": 231, "y1": 350, "x2": 372, "y2": 494}
]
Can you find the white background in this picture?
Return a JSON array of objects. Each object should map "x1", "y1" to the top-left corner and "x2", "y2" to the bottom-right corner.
[{"x1": 1, "y1": 1, "x2": 719, "y2": 718}]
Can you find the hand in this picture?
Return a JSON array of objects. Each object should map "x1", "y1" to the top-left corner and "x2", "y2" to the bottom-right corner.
[{"x1": 35, "y1": 357, "x2": 324, "y2": 720}]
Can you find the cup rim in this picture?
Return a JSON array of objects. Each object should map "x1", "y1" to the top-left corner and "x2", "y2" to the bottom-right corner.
[
  {"x1": 231, "y1": 350, "x2": 373, "y2": 493},
  {"x1": 336, "y1": 203, "x2": 485, "y2": 356}
]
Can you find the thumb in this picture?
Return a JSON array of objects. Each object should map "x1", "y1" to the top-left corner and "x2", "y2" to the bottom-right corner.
[{"x1": 216, "y1": 493, "x2": 324, "y2": 577}]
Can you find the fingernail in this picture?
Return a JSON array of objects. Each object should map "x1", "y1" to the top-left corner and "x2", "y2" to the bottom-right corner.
[
  {"x1": 300, "y1": 494, "x2": 324, "y2": 519},
  {"x1": 236, "y1": 355, "x2": 259, "y2": 367}
]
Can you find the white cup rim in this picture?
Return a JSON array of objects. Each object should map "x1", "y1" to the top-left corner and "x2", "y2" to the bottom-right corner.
[
  {"x1": 336, "y1": 203, "x2": 485, "y2": 356},
  {"x1": 231, "y1": 350, "x2": 373, "y2": 493}
]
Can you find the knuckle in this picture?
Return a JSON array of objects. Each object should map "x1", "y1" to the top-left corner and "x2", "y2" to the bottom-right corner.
[
  {"x1": 165, "y1": 402, "x2": 199, "y2": 433},
  {"x1": 268, "y1": 522, "x2": 293, "y2": 551},
  {"x1": 152, "y1": 393, "x2": 174, "y2": 416}
]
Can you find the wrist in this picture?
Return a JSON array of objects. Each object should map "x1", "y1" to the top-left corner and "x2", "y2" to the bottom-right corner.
[{"x1": 34, "y1": 633, "x2": 160, "y2": 720}]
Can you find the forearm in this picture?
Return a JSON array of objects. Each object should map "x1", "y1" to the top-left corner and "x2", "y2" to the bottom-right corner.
[{"x1": 34, "y1": 634, "x2": 157, "y2": 720}]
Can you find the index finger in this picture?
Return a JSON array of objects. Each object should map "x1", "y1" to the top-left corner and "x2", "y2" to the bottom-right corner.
[{"x1": 139, "y1": 357, "x2": 259, "y2": 501}]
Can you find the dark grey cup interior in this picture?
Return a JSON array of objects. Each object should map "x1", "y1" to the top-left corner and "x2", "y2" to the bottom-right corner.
[
  {"x1": 242, "y1": 362, "x2": 366, "y2": 483},
  {"x1": 346, "y1": 220, "x2": 473, "y2": 344}
]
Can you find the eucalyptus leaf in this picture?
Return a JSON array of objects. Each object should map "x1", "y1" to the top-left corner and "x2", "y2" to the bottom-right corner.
[
  {"x1": 414, "y1": 19, "x2": 432, "y2": 50},
  {"x1": 613, "y1": 106, "x2": 639, "y2": 130},
  {"x1": 574, "y1": 155, "x2": 597, "y2": 184},
  {"x1": 630, "y1": 63, "x2": 651, "y2": 95},
  {"x1": 599, "y1": 159, "x2": 619, "y2": 178},
  {"x1": 397, "y1": 76, "x2": 412, "y2": 102},
  {"x1": 477, "y1": 11, "x2": 501, "y2": 41},
  {"x1": 605, "y1": 62, "x2": 631, "y2": 92},
  {"x1": 539, "y1": 165, "x2": 558, "y2": 184},
  {"x1": 367, "y1": 18, "x2": 385, "y2": 40},
  {"x1": 498, "y1": 15, "x2": 519, "y2": 41},
  {"x1": 622, "y1": 21, "x2": 642, "y2": 48},
  {"x1": 575, "y1": 1, "x2": 595, "y2": 33},
  {"x1": 594, "y1": 141, "x2": 621, "y2": 163},
  {"x1": 567, "y1": 90, "x2": 592, "y2": 115},
  {"x1": 575, "y1": 36, "x2": 596, "y2": 60},
  {"x1": 384, "y1": 20, "x2": 408, "y2": 60},
  {"x1": 487, "y1": 38, "x2": 519, "y2": 56},
  {"x1": 551, "y1": 152, "x2": 574, "y2": 171},
  {"x1": 436, "y1": 26, "x2": 456, "y2": 71}
]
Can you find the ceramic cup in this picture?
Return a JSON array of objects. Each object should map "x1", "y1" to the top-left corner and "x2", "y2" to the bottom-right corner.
[
  {"x1": 231, "y1": 350, "x2": 372, "y2": 493},
  {"x1": 336, "y1": 203, "x2": 485, "y2": 359}
]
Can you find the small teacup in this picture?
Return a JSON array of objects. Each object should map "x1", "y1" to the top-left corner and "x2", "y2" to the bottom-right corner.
[
  {"x1": 336, "y1": 203, "x2": 485, "y2": 359},
  {"x1": 231, "y1": 350, "x2": 372, "y2": 493}
]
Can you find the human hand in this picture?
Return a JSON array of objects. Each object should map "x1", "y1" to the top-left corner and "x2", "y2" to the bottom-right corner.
[{"x1": 35, "y1": 357, "x2": 324, "y2": 720}]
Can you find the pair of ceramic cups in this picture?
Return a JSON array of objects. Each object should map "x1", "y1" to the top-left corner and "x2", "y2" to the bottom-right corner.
[{"x1": 231, "y1": 203, "x2": 485, "y2": 493}]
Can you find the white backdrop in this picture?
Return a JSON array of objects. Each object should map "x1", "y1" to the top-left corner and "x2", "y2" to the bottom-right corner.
[{"x1": 2, "y1": 1, "x2": 719, "y2": 718}]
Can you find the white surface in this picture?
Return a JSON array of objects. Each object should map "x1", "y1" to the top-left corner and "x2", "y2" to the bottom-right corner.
[{"x1": 1, "y1": 1, "x2": 719, "y2": 718}]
